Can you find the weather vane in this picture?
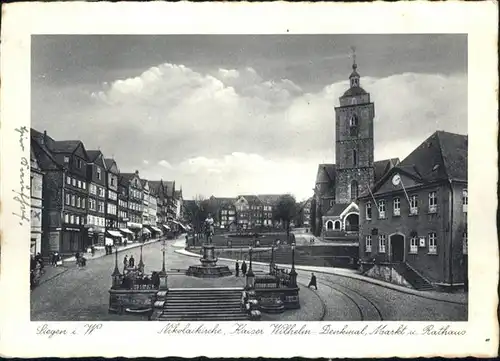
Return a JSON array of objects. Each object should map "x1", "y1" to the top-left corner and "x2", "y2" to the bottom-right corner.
[{"x1": 350, "y1": 46, "x2": 357, "y2": 67}]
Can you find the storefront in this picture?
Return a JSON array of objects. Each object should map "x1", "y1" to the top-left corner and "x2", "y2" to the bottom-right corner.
[
  {"x1": 127, "y1": 222, "x2": 142, "y2": 241},
  {"x1": 119, "y1": 228, "x2": 134, "y2": 241},
  {"x1": 144, "y1": 225, "x2": 162, "y2": 239},
  {"x1": 107, "y1": 230, "x2": 124, "y2": 245}
]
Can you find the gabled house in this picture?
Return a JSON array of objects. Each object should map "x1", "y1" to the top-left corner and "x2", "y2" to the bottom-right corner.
[
  {"x1": 358, "y1": 131, "x2": 468, "y2": 290},
  {"x1": 31, "y1": 129, "x2": 90, "y2": 255},
  {"x1": 104, "y1": 158, "x2": 121, "y2": 242},
  {"x1": 120, "y1": 171, "x2": 144, "y2": 240},
  {"x1": 86, "y1": 150, "x2": 107, "y2": 247}
]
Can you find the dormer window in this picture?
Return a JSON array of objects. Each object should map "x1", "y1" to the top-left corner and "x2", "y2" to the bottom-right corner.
[
  {"x1": 77, "y1": 159, "x2": 82, "y2": 168},
  {"x1": 96, "y1": 167, "x2": 102, "y2": 180},
  {"x1": 64, "y1": 156, "x2": 70, "y2": 163}
]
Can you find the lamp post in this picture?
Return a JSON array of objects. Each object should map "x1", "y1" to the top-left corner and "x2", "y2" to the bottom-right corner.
[
  {"x1": 270, "y1": 245, "x2": 275, "y2": 275},
  {"x1": 246, "y1": 246, "x2": 255, "y2": 290},
  {"x1": 138, "y1": 243, "x2": 145, "y2": 273},
  {"x1": 159, "y1": 238, "x2": 168, "y2": 289},
  {"x1": 111, "y1": 245, "x2": 122, "y2": 288},
  {"x1": 289, "y1": 243, "x2": 297, "y2": 287}
]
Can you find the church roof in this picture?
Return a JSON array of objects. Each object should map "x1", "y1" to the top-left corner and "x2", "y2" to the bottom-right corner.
[
  {"x1": 315, "y1": 164, "x2": 336, "y2": 184},
  {"x1": 325, "y1": 203, "x2": 351, "y2": 217},
  {"x1": 341, "y1": 86, "x2": 368, "y2": 98}
]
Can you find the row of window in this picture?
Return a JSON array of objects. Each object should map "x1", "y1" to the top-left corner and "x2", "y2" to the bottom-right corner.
[
  {"x1": 129, "y1": 201, "x2": 143, "y2": 212},
  {"x1": 88, "y1": 199, "x2": 105, "y2": 213},
  {"x1": 119, "y1": 200, "x2": 128, "y2": 208},
  {"x1": 89, "y1": 184, "x2": 106, "y2": 198},
  {"x1": 119, "y1": 210, "x2": 128, "y2": 220},
  {"x1": 366, "y1": 189, "x2": 468, "y2": 220},
  {"x1": 65, "y1": 193, "x2": 86, "y2": 209},
  {"x1": 63, "y1": 213, "x2": 85, "y2": 225},
  {"x1": 107, "y1": 203, "x2": 117, "y2": 215},
  {"x1": 66, "y1": 176, "x2": 87, "y2": 190},
  {"x1": 63, "y1": 156, "x2": 83, "y2": 169},
  {"x1": 130, "y1": 189, "x2": 142, "y2": 199},
  {"x1": 108, "y1": 190, "x2": 117, "y2": 201},
  {"x1": 365, "y1": 233, "x2": 438, "y2": 255},
  {"x1": 87, "y1": 215, "x2": 105, "y2": 227}
]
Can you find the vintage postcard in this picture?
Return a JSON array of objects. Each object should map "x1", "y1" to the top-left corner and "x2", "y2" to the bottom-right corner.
[{"x1": 0, "y1": 1, "x2": 498, "y2": 358}]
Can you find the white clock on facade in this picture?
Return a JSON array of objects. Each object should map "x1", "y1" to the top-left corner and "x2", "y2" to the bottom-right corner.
[{"x1": 392, "y1": 174, "x2": 401, "y2": 186}]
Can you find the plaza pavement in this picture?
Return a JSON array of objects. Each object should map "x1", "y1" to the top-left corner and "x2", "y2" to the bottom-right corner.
[{"x1": 31, "y1": 234, "x2": 467, "y2": 321}]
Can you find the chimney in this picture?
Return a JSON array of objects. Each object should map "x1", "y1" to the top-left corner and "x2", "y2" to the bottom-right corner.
[
  {"x1": 41, "y1": 130, "x2": 47, "y2": 144},
  {"x1": 135, "y1": 170, "x2": 139, "y2": 175}
]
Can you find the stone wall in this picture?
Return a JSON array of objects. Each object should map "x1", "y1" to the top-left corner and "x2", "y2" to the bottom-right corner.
[{"x1": 365, "y1": 264, "x2": 413, "y2": 289}]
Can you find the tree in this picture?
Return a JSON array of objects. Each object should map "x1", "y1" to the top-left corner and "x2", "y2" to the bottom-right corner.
[{"x1": 273, "y1": 194, "x2": 298, "y2": 241}]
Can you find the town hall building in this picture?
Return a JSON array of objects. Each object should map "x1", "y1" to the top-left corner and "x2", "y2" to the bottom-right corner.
[{"x1": 313, "y1": 57, "x2": 398, "y2": 242}]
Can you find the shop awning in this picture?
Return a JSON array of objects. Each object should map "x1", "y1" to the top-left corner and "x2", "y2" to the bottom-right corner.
[
  {"x1": 107, "y1": 230, "x2": 123, "y2": 238},
  {"x1": 163, "y1": 224, "x2": 171, "y2": 231},
  {"x1": 150, "y1": 226, "x2": 162, "y2": 232},
  {"x1": 142, "y1": 227, "x2": 151, "y2": 234},
  {"x1": 105, "y1": 238, "x2": 114, "y2": 246},
  {"x1": 170, "y1": 220, "x2": 188, "y2": 230},
  {"x1": 120, "y1": 228, "x2": 134, "y2": 235}
]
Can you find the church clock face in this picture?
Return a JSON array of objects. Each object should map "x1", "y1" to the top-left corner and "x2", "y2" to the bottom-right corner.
[{"x1": 392, "y1": 174, "x2": 401, "y2": 186}]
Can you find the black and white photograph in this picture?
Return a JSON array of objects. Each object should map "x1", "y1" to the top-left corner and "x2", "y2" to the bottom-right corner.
[
  {"x1": 29, "y1": 34, "x2": 469, "y2": 322},
  {"x1": 0, "y1": 2, "x2": 498, "y2": 359}
]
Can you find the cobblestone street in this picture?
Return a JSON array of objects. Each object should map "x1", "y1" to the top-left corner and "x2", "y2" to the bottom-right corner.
[{"x1": 31, "y1": 235, "x2": 467, "y2": 322}]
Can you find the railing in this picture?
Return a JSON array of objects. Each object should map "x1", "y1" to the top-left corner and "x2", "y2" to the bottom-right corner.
[{"x1": 113, "y1": 268, "x2": 161, "y2": 290}]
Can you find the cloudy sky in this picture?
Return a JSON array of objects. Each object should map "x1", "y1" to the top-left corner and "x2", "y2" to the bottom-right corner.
[{"x1": 32, "y1": 35, "x2": 467, "y2": 201}]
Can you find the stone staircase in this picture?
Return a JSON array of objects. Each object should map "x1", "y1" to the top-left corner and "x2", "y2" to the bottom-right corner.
[
  {"x1": 155, "y1": 288, "x2": 250, "y2": 321},
  {"x1": 394, "y1": 262, "x2": 434, "y2": 291}
]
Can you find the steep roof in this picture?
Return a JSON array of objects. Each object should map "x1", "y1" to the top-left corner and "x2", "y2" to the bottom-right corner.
[
  {"x1": 120, "y1": 172, "x2": 140, "y2": 184},
  {"x1": 398, "y1": 131, "x2": 467, "y2": 182},
  {"x1": 30, "y1": 138, "x2": 62, "y2": 171},
  {"x1": 315, "y1": 164, "x2": 336, "y2": 184},
  {"x1": 239, "y1": 195, "x2": 261, "y2": 205},
  {"x1": 164, "y1": 181, "x2": 175, "y2": 197},
  {"x1": 258, "y1": 194, "x2": 283, "y2": 204},
  {"x1": 49, "y1": 140, "x2": 82, "y2": 154},
  {"x1": 325, "y1": 203, "x2": 351, "y2": 217},
  {"x1": 148, "y1": 180, "x2": 163, "y2": 193},
  {"x1": 374, "y1": 158, "x2": 400, "y2": 183},
  {"x1": 86, "y1": 150, "x2": 102, "y2": 162}
]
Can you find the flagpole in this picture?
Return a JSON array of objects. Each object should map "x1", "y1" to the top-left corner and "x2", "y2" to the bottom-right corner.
[{"x1": 366, "y1": 185, "x2": 380, "y2": 215}]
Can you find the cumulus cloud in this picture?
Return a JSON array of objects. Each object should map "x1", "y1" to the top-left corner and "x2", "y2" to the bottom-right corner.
[{"x1": 34, "y1": 62, "x2": 467, "y2": 199}]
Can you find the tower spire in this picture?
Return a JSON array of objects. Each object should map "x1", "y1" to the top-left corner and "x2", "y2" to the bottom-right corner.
[{"x1": 349, "y1": 46, "x2": 360, "y2": 88}]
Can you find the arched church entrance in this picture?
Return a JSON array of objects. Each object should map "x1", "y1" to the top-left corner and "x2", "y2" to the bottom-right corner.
[
  {"x1": 390, "y1": 234, "x2": 405, "y2": 263},
  {"x1": 326, "y1": 220, "x2": 334, "y2": 230},
  {"x1": 345, "y1": 213, "x2": 359, "y2": 232}
]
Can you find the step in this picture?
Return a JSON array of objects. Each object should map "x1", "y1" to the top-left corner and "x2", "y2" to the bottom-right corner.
[
  {"x1": 165, "y1": 302, "x2": 242, "y2": 307},
  {"x1": 163, "y1": 309, "x2": 244, "y2": 316},
  {"x1": 165, "y1": 305, "x2": 242, "y2": 311},
  {"x1": 166, "y1": 292, "x2": 242, "y2": 297},
  {"x1": 158, "y1": 315, "x2": 249, "y2": 321}
]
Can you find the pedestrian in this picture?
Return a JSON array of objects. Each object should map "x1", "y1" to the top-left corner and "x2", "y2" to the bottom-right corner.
[
  {"x1": 123, "y1": 255, "x2": 128, "y2": 270},
  {"x1": 308, "y1": 272, "x2": 318, "y2": 290},
  {"x1": 91, "y1": 245, "x2": 96, "y2": 257},
  {"x1": 75, "y1": 252, "x2": 80, "y2": 267},
  {"x1": 129, "y1": 255, "x2": 135, "y2": 268},
  {"x1": 241, "y1": 260, "x2": 247, "y2": 276},
  {"x1": 235, "y1": 260, "x2": 240, "y2": 277}
]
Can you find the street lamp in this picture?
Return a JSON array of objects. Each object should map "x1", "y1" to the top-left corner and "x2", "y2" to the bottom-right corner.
[
  {"x1": 289, "y1": 243, "x2": 298, "y2": 288},
  {"x1": 138, "y1": 243, "x2": 145, "y2": 273},
  {"x1": 158, "y1": 238, "x2": 168, "y2": 290},
  {"x1": 111, "y1": 245, "x2": 122, "y2": 288},
  {"x1": 270, "y1": 245, "x2": 275, "y2": 275},
  {"x1": 246, "y1": 246, "x2": 255, "y2": 290}
]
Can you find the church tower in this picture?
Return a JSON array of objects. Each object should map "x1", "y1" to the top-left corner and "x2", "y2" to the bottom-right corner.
[{"x1": 334, "y1": 51, "x2": 375, "y2": 204}]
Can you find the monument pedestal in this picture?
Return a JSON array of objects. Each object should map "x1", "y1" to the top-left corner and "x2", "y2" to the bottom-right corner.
[{"x1": 186, "y1": 243, "x2": 232, "y2": 278}]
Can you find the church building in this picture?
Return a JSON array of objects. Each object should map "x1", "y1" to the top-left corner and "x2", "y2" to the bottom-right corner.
[{"x1": 312, "y1": 57, "x2": 398, "y2": 241}]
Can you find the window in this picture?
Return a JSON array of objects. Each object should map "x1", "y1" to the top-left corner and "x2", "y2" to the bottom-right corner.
[
  {"x1": 77, "y1": 159, "x2": 82, "y2": 168},
  {"x1": 428, "y1": 232, "x2": 437, "y2": 254},
  {"x1": 64, "y1": 156, "x2": 70, "y2": 163},
  {"x1": 393, "y1": 198, "x2": 401, "y2": 216},
  {"x1": 111, "y1": 177, "x2": 115, "y2": 186},
  {"x1": 349, "y1": 114, "x2": 358, "y2": 127},
  {"x1": 81, "y1": 216, "x2": 85, "y2": 225},
  {"x1": 82, "y1": 198, "x2": 86, "y2": 209},
  {"x1": 378, "y1": 200, "x2": 386, "y2": 219},
  {"x1": 71, "y1": 195, "x2": 76, "y2": 207},
  {"x1": 428, "y1": 192, "x2": 437, "y2": 213},
  {"x1": 379, "y1": 235, "x2": 386, "y2": 253},
  {"x1": 72, "y1": 178, "x2": 76, "y2": 187},
  {"x1": 70, "y1": 215, "x2": 74, "y2": 224},
  {"x1": 365, "y1": 235, "x2": 372, "y2": 253},
  {"x1": 350, "y1": 180, "x2": 358, "y2": 200},
  {"x1": 76, "y1": 197, "x2": 81, "y2": 208},
  {"x1": 334, "y1": 221, "x2": 341, "y2": 230},
  {"x1": 89, "y1": 199, "x2": 96, "y2": 211},
  {"x1": 64, "y1": 214, "x2": 69, "y2": 223},
  {"x1": 410, "y1": 236, "x2": 418, "y2": 254},
  {"x1": 463, "y1": 231, "x2": 468, "y2": 255},
  {"x1": 65, "y1": 194, "x2": 70, "y2": 205},
  {"x1": 66, "y1": 176, "x2": 71, "y2": 185},
  {"x1": 326, "y1": 221, "x2": 333, "y2": 230},
  {"x1": 77, "y1": 180, "x2": 81, "y2": 188},
  {"x1": 98, "y1": 202, "x2": 104, "y2": 213},
  {"x1": 83, "y1": 182, "x2": 86, "y2": 190},
  {"x1": 98, "y1": 187, "x2": 105, "y2": 197},
  {"x1": 329, "y1": 200, "x2": 335, "y2": 207},
  {"x1": 366, "y1": 202, "x2": 372, "y2": 220},
  {"x1": 462, "y1": 189, "x2": 468, "y2": 213},
  {"x1": 97, "y1": 167, "x2": 102, "y2": 180},
  {"x1": 90, "y1": 184, "x2": 97, "y2": 195},
  {"x1": 409, "y1": 195, "x2": 419, "y2": 215}
]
